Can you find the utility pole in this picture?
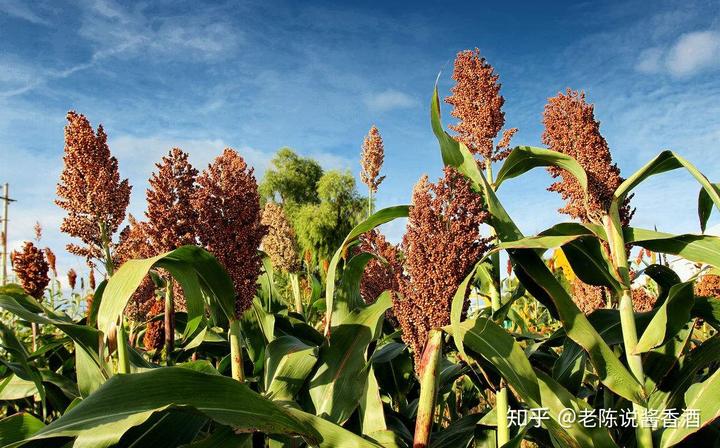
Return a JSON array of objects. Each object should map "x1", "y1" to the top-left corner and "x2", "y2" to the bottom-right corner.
[{"x1": 1, "y1": 183, "x2": 16, "y2": 286}]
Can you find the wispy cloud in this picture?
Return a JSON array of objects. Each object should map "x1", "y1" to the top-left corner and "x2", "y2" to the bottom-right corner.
[
  {"x1": 0, "y1": 0, "x2": 49, "y2": 25},
  {"x1": 636, "y1": 30, "x2": 720, "y2": 77},
  {"x1": 364, "y1": 89, "x2": 418, "y2": 112}
]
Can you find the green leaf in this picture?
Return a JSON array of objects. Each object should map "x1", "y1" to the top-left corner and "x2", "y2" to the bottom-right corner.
[
  {"x1": 333, "y1": 252, "x2": 374, "y2": 324},
  {"x1": 19, "y1": 368, "x2": 320, "y2": 448},
  {"x1": 0, "y1": 375, "x2": 37, "y2": 400},
  {"x1": 649, "y1": 335, "x2": 720, "y2": 412},
  {"x1": 625, "y1": 228, "x2": 720, "y2": 268},
  {"x1": 264, "y1": 336, "x2": 318, "y2": 401},
  {"x1": 614, "y1": 151, "x2": 720, "y2": 216},
  {"x1": 0, "y1": 322, "x2": 45, "y2": 418},
  {"x1": 309, "y1": 292, "x2": 391, "y2": 424},
  {"x1": 282, "y1": 406, "x2": 383, "y2": 448},
  {"x1": 98, "y1": 246, "x2": 235, "y2": 337},
  {"x1": 446, "y1": 318, "x2": 617, "y2": 447},
  {"x1": 494, "y1": 145, "x2": 588, "y2": 192},
  {"x1": 659, "y1": 368, "x2": 720, "y2": 447},
  {"x1": 698, "y1": 183, "x2": 720, "y2": 233},
  {"x1": 240, "y1": 297, "x2": 275, "y2": 377},
  {"x1": 180, "y1": 425, "x2": 250, "y2": 448},
  {"x1": 552, "y1": 338, "x2": 586, "y2": 395},
  {"x1": 324, "y1": 206, "x2": 409, "y2": 333},
  {"x1": 692, "y1": 296, "x2": 720, "y2": 330},
  {"x1": 635, "y1": 281, "x2": 695, "y2": 353},
  {"x1": 0, "y1": 413, "x2": 45, "y2": 447},
  {"x1": 116, "y1": 410, "x2": 207, "y2": 448},
  {"x1": 359, "y1": 366, "x2": 387, "y2": 436}
]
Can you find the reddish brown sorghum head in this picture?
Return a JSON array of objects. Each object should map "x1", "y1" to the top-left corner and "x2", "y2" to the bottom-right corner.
[
  {"x1": 261, "y1": 203, "x2": 300, "y2": 273},
  {"x1": 542, "y1": 89, "x2": 633, "y2": 225},
  {"x1": 88, "y1": 268, "x2": 96, "y2": 291},
  {"x1": 11, "y1": 241, "x2": 50, "y2": 300},
  {"x1": 116, "y1": 215, "x2": 152, "y2": 264},
  {"x1": 145, "y1": 148, "x2": 198, "y2": 253},
  {"x1": 85, "y1": 293, "x2": 93, "y2": 318},
  {"x1": 695, "y1": 274, "x2": 720, "y2": 298},
  {"x1": 358, "y1": 230, "x2": 402, "y2": 305},
  {"x1": 193, "y1": 148, "x2": 267, "y2": 317},
  {"x1": 67, "y1": 269, "x2": 77, "y2": 291},
  {"x1": 44, "y1": 248, "x2": 57, "y2": 277},
  {"x1": 360, "y1": 126, "x2": 386, "y2": 193},
  {"x1": 33, "y1": 222, "x2": 42, "y2": 242},
  {"x1": 143, "y1": 299, "x2": 165, "y2": 352},
  {"x1": 396, "y1": 167, "x2": 491, "y2": 369},
  {"x1": 446, "y1": 49, "x2": 513, "y2": 162},
  {"x1": 56, "y1": 111, "x2": 131, "y2": 264},
  {"x1": 632, "y1": 287, "x2": 656, "y2": 312},
  {"x1": 571, "y1": 278, "x2": 607, "y2": 315}
]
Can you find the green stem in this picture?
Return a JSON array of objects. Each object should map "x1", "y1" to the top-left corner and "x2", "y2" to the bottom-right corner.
[
  {"x1": 290, "y1": 272, "x2": 302, "y2": 314},
  {"x1": 603, "y1": 214, "x2": 652, "y2": 447},
  {"x1": 485, "y1": 159, "x2": 510, "y2": 446},
  {"x1": 229, "y1": 319, "x2": 245, "y2": 382},
  {"x1": 413, "y1": 329, "x2": 442, "y2": 448},
  {"x1": 116, "y1": 317, "x2": 130, "y2": 374},
  {"x1": 164, "y1": 279, "x2": 175, "y2": 365},
  {"x1": 368, "y1": 187, "x2": 373, "y2": 218}
]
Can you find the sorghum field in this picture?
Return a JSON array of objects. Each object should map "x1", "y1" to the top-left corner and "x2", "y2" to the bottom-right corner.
[{"x1": 1, "y1": 50, "x2": 719, "y2": 448}]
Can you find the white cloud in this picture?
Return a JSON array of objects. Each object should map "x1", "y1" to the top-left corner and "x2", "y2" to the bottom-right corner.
[
  {"x1": 666, "y1": 30, "x2": 720, "y2": 76},
  {"x1": 363, "y1": 89, "x2": 418, "y2": 112},
  {"x1": 635, "y1": 30, "x2": 720, "y2": 77},
  {"x1": 635, "y1": 47, "x2": 663, "y2": 73}
]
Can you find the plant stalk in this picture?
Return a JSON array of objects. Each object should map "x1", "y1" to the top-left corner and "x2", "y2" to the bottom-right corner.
[
  {"x1": 603, "y1": 213, "x2": 652, "y2": 447},
  {"x1": 229, "y1": 319, "x2": 245, "y2": 382},
  {"x1": 290, "y1": 272, "x2": 302, "y2": 314},
  {"x1": 116, "y1": 317, "x2": 130, "y2": 374},
  {"x1": 485, "y1": 160, "x2": 510, "y2": 446},
  {"x1": 164, "y1": 278, "x2": 175, "y2": 365},
  {"x1": 413, "y1": 329, "x2": 442, "y2": 448}
]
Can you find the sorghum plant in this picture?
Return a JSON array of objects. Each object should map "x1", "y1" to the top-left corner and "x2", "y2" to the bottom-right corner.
[{"x1": 360, "y1": 125, "x2": 386, "y2": 216}]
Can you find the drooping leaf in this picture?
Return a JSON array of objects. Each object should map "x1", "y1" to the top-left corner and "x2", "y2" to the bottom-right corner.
[
  {"x1": 17, "y1": 368, "x2": 320, "y2": 447},
  {"x1": 698, "y1": 183, "x2": 720, "y2": 233},
  {"x1": 494, "y1": 146, "x2": 588, "y2": 192},
  {"x1": 98, "y1": 246, "x2": 235, "y2": 337},
  {"x1": 625, "y1": 228, "x2": 720, "y2": 269}
]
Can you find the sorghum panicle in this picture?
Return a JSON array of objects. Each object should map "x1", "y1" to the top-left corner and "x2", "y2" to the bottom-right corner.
[
  {"x1": 11, "y1": 241, "x2": 50, "y2": 300},
  {"x1": 695, "y1": 274, "x2": 720, "y2": 298},
  {"x1": 360, "y1": 126, "x2": 386, "y2": 193},
  {"x1": 143, "y1": 299, "x2": 165, "y2": 352},
  {"x1": 145, "y1": 147, "x2": 198, "y2": 252},
  {"x1": 193, "y1": 148, "x2": 267, "y2": 317},
  {"x1": 542, "y1": 89, "x2": 633, "y2": 225},
  {"x1": 67, "y1": 269, "x2": 77, "y2": 291},
  {"x1": 446, "y1": 49, "x2": 511, "y2": 162},
  {"x1": 44, "y1": 248, "x2": 57, "y2": 277},
  {"x1": 396, "y1": 167, "x2": 491, "y2": 369},
  {"x1": 261, "y1": 203, "x2": 300, "y2": 273},
  {"x1": 56, "y1": 111, "x2": 131, "y2": 263}
]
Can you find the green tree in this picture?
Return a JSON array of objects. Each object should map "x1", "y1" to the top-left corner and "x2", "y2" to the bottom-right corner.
[
  {"x1": 293, "y1": 170, "x2": 365, "y2": 263},
  {"x1": 259, "y1": 148, "x2": 323, "y2": 206}
]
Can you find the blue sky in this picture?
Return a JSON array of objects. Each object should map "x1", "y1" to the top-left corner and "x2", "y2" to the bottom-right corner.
[{"x1": 1, "y1": 0, "x2": 719, "y2": 285}]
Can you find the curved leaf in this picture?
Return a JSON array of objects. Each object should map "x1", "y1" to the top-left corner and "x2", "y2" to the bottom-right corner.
[
  {"x1": 18, "y1": 367, "x2": 320, "y2": 447},
  {"x1": 624, "y1": 228, "x2": 720, "y2": 268},
  {"x1": 98, "y1": 246, "x2": 235, "y2": 337},
  {"x1": 698, "y1": 183, "x2": 720, "y2": 233},
  {"x1": 324, "y1": 206, "x2": 409, "y2": 334},
  {"x1": 264, "y1": 336, "x2": 318, "y2": 401},
  {"x1": 494, "y1": 145, "x2": 588, "y2": 192},
  {"x1": 634, "y1": 281, "x2": 694, "y2": 354},
  {"x1": 0, "y1": 413, "x2": 44, "y2": 448}
]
